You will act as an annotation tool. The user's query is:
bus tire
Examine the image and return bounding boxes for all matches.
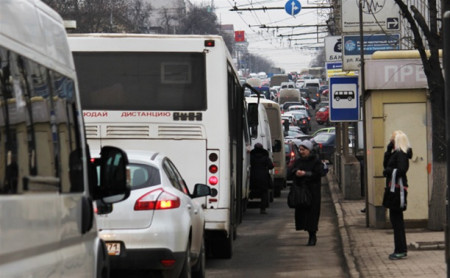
[214,234,233,259]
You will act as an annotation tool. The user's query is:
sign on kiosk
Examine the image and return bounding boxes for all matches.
[329,76,359,122]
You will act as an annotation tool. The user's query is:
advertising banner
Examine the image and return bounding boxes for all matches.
[325,36,342,62]
[342,33,400,71]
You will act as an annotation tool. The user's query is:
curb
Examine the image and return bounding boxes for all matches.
[326,170,361,278]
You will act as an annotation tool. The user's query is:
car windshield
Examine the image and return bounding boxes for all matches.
[283,102,302,110]
[313,133,334,143]
[284,143,291,153]
[291,113,306,120]
[286,130,301,137]
[318,107,328,112]
[129,163,161,190]
[291,111,308,117]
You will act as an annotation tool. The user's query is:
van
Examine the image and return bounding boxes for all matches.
[0,1,129,276]
[270,74,289,87]
[280,82,296,89]
[249,99,287,197]
[245,97,274,199]
[278,88,301,105]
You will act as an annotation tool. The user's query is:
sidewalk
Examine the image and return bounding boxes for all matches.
[326,170,446,278]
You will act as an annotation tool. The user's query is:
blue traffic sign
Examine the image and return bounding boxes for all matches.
[329,76,359,122]
[285,0,301,16]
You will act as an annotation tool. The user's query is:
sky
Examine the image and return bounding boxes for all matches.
[191,0,331,72]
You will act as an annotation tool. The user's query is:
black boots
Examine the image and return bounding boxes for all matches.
[307,231,317,246]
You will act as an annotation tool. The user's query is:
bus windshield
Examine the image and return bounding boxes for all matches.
[73,52,207,111]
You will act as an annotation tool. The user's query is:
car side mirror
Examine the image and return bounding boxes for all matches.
[191,183,212,198]
[92,146,131,203]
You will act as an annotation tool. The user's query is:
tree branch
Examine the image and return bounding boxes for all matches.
[392,0,431,76]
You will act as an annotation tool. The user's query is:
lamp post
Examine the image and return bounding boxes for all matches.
[358,0,369,227]
[444,10,450,278]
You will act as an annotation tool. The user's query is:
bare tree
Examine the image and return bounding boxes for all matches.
[43,0,152,33]
[177,6,220,35]
[393,0,445,230]
[247,53,275,73]
[127,0,152,33]
[159,8,177,34]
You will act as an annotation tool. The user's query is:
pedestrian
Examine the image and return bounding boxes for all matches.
[290,140,323,246]
[250,143,274,214]
[383,130,412,260]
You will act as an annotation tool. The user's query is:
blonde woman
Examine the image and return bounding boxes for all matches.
[382,130,413,260]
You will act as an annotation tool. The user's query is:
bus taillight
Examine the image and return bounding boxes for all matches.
[209,176,218,185]
[207,150,220,187]
[209,153,218,162]
[204,40,215,47]
[209,165,218,173]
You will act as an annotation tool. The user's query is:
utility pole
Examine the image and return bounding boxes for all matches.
[444,11,450,278]
[359,0,369,228]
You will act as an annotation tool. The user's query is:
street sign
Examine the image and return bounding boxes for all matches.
[342,33,400,71]
[326,62,357,79]
[329,76,359,122]
[285,0,301,16]
[341,0,400,33]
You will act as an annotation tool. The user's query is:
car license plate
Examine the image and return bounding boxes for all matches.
[106,242,121,256]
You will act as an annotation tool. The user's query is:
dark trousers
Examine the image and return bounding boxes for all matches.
[389,208,407,253]
[260,190,269,210]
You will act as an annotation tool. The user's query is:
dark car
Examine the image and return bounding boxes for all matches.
[255,86,273,100]
[284,140,301,181]
[289,111,311,133]
[318,85,328,95]
[311,132,336,163]
[284,126,311,140]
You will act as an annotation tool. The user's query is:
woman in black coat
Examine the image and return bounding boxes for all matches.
[383,130,412,260]
[290,140,323,246]
[250,143,274,214]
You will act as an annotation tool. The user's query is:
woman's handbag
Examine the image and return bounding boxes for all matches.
[287,184,312,208]
[382,169,407,211]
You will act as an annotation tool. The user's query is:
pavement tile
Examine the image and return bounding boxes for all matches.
[327,171,446,278]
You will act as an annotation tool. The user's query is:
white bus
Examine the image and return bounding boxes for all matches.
[0,1,129,277]
[68,34,252,258]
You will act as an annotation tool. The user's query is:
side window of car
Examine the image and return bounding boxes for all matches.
[162,159,184,193]
[166,159,190,195]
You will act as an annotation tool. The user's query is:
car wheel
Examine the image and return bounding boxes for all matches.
[192,238,205,278]
[179,241,192,278]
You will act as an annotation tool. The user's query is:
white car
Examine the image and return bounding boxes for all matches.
[93,150,211,277]
[287,105,307,112]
